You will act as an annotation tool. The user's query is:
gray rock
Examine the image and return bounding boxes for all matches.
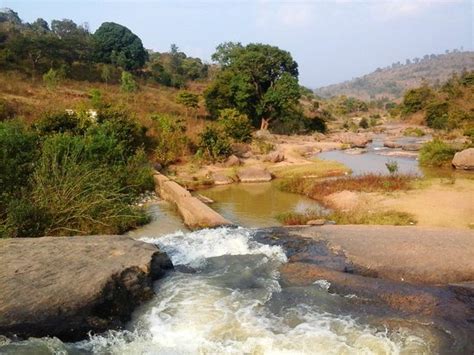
[452,148,474,170]
[224,154,241,167]
[264,151,285,163]
[383,140,402,149]
[306,219,326,226]
[237,166,272,183]
[212,172,234,185]
[0,236,173,341]
[402,143,422,151]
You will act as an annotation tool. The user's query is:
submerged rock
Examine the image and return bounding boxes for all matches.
[452,148,474,170]
[0,235,173,341]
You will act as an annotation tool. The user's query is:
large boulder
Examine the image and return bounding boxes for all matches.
[0,236,173,341]
[383,140,402,149]
[452,148,474,170]
[237,166,272,183]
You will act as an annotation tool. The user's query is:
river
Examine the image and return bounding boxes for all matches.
[1,228,438,354]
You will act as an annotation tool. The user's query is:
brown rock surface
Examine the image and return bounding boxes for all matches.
[0,235,173,341]
[237,166,272,182]
[452,148,474,170]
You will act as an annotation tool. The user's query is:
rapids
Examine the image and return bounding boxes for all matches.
[1,227,435,354]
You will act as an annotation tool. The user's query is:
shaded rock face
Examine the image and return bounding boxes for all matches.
[224,154,241,167]
[0,236,173,341]
[237,167,272,182]
[452,148,474,170]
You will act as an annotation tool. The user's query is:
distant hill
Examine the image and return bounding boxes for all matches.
[315,51,474,101]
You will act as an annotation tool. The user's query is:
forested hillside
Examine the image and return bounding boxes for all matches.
[315,51,474,100]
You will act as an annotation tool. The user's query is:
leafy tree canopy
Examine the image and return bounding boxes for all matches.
[205,42,301,129]
[94,22,147,70]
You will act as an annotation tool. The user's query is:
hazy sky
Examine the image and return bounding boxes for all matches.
[2,0,472,87]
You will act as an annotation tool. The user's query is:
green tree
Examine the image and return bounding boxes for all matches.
[43,68,61,90]
[218,108,253,143]
[93,22,147,70]
[176,91,199,116]
[120,71,138,93]
[205,42,300,130]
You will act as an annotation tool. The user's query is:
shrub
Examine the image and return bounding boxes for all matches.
[0,121,38,205]
[197,125,232,162]
[385,160,399,175]
[4,199,51,238]
[0,99,16,121]
[32,136,148,236]
[252,137,275,154]
[218,108,253,143]
[151,114,188,166]
[43,68,62,90]
[403,127,425,137]
[419,139,456,167]
[359,117,369,129]
[35,111,82,136]
[401,86,434,115]
[96,109,149,156]
[425,101,449,129]
[176,91,199,113]
[121,71,138,93]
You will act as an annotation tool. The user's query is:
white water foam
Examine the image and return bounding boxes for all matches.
[74,228,431,354]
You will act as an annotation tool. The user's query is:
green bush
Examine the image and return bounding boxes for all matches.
[0,121,38,205]
[32,135,148,236]
[419,139,457,167]
[151,114,188,166]
[43,68,62,90]
[96,109,150,156]
[401,86,434,115]
[425,101,449,129]
[403,127,425,137]
[4,199,51,238]
[121,71,138,93]
[197,125,232,162]
[35,111,82,136]
[218,108,253,143]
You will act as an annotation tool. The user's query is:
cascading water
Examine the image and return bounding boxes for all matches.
[1,227,434,354]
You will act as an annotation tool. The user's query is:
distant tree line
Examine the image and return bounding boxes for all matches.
[0,8,208,87]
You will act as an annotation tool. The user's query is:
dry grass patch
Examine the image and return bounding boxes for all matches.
[279,173,415,203]
[269,159,350,179]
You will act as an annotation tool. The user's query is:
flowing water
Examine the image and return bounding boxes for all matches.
[317,135,424,176]
[0,228,437,354]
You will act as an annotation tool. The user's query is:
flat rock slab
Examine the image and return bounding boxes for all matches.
[284,225,474,285]
[0,235,172,341]
[237,167,272,182]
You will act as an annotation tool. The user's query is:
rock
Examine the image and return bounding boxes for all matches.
[254,129,273,140]
[231,143,251,158]
[153,162,163,172]
[237,166,272,183]
[333,133,370,148]
[452,148,474,170]
[377,150,418,158]
[402,143,422,151]
[212,172,234,185]
[0,236,173,341]
[383,140,402,149]
[263,151,285,163]
[224,154,241,167]
[306,219,326,226]
[344,148,366,155]
[196,194,214,204]
[241,151,253,159]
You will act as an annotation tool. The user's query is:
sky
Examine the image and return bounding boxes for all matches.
[1,0,472,88]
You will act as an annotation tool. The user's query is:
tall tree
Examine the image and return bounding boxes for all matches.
[93,22,147,70]
[205,42,301,129]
